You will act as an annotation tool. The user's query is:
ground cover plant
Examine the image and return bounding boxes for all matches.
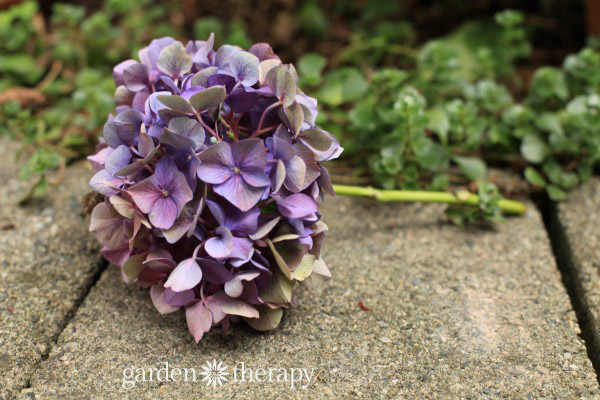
[298,10,600,223]
[0,2,598,226]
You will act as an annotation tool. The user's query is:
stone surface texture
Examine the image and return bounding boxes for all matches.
[554,178,600,364]
[24,194,598,399]
[0,140,103,399]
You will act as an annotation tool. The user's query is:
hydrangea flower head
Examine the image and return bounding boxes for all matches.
[89,35,341,342]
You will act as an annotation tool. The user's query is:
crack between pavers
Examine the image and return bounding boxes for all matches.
[17,258,109,395]
[539,200,600,385]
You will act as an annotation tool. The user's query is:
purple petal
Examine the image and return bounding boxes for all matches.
[180,86,205,101]
[164,170,193,212]
[89,169,120,196]
[123,63,149,92]
[113,59,137,86]
[206,200,225,226]
[190,33,214,65]
[249,43,279,61]
[225,271,261,298]
[144,249,176,272]
[89,203,133,249]
[272,159,285,192]
[128,176,160,213]
[149,197,177,229]
[154,157,177,187]
[284,155,306,192]
[208,291,259,318]
[229,237,254,266]
[197,142,235,184]
[186,302,213,343]
[277,193,318,219]
[241,167,270,188]
[295,93,318,128]
[165,258,203,292]
[224,204,259,234]
[318,165,335,196]
[226,87,259,113]
[215,45,241,69]
[206,73,236,92]
[105,145,132,175]
[102,245,131,267]
[148,37,177,69]
[294,143,321,189]
[198,258,232,284]
[164,287,196,306]
[87,147,113,172]
[229,51,259,86]
[231,138,267,170]
[272,135,295,161]
[150,284,179,314]
[205,226,234,258]
[214,174,265,212]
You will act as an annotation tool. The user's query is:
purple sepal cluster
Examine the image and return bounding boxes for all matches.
[88,35,341,342]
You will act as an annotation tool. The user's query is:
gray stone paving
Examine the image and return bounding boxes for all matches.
[21,196,599,399]
[0,140,104,399]
[553,178,600,369]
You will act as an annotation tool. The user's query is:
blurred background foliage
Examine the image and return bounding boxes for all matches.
[0,0,598,219]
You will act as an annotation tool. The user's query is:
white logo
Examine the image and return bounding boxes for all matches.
[199,359,230,387]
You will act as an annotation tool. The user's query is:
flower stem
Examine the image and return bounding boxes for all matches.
[194,111,220,141]
[332,184,526,215]
[252,101,281,137]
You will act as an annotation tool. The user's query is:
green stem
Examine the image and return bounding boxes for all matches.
[332,184,526,215]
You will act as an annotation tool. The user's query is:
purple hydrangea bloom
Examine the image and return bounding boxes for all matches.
[88,35,340,342]
[197,139,269,211]
[128,157,193,229]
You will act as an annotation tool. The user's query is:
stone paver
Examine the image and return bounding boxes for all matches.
[0,140,104,399]
[26,195,598,398]
[553,178,600,364]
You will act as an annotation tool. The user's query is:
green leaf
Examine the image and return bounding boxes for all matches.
[317,68,367,106]
[427,107,449,143]
[297,53,326,86]
[520,134,549,164]
[189,86,227,112]
[547,185,567,201]
[535,113,563,136]
[453,156,487,181]
[524,167,546,187]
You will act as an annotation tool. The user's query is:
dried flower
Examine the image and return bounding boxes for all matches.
[88,35,341,342]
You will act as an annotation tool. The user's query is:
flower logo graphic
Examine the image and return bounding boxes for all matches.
[200,359,230,387]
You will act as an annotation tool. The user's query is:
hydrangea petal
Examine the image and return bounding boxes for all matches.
[205,226,234,258]
[186,302,213,343]
[150,284,179,314]
[165,258,203,292]
[277,193,318,219]
[149,197,178,229]
[214,174,264,212]
[231,138,267,170]
[241,168,270,188]
[128,176,160,214]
